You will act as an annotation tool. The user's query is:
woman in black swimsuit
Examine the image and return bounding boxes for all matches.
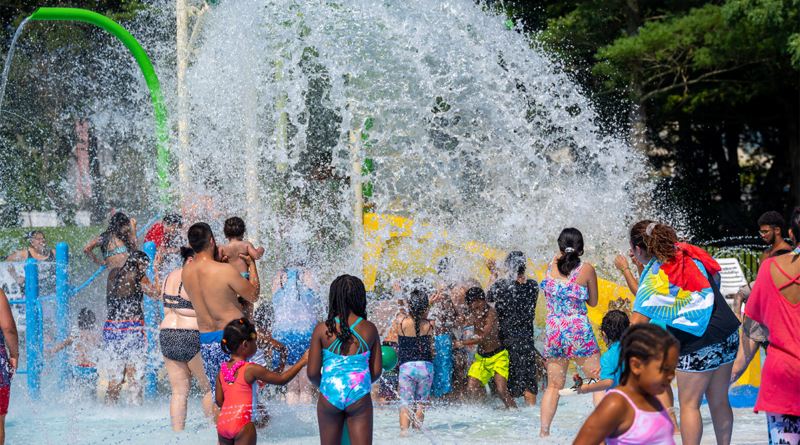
[84,213,138,270]
[4,230,57,296]
[159,247,213,430]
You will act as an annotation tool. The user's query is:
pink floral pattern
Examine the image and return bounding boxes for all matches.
[541,259,599,359]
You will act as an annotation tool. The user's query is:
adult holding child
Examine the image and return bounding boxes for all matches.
[744,207,800,445]
[628,220,739,445]
[181,222,260,406]
[539,228,601,437]
[159,247,214,431]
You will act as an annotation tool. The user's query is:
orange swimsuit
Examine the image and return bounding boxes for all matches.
[218,362,254,439]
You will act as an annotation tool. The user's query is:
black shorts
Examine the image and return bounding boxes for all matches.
[506,338,542,397]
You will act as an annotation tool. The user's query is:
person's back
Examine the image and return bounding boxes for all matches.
[308,275,382,445]
[487,277,538,344]
[747,252,800,418]
[106,266,145,322]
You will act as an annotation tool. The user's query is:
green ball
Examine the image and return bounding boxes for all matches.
[381,346,398,371]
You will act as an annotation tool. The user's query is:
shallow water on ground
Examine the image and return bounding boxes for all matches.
[8,380,768,444]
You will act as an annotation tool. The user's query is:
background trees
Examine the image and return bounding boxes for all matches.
[504,0,799,239]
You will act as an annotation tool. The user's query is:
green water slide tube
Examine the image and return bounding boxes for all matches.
[28,8,170,203]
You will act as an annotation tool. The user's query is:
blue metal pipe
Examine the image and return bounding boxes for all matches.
[24,258,41,399]
[142,241,159,399]
[55,242,70,385]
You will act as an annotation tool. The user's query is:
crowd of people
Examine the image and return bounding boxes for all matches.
[0,207,798,445]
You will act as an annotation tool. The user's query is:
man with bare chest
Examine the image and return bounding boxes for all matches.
[181,223,260,396]
[453,287,517,408]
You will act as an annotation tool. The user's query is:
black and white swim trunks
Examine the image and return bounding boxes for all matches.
[677,330,739,372]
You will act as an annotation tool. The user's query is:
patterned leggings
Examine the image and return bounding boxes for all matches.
[767,412,800,445]
[398,361,434,404]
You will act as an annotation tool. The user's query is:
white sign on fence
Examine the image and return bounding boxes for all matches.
[716,257,749,297]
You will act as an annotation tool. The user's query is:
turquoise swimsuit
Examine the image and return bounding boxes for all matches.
[103,245,128,259]
[320,317,372,410]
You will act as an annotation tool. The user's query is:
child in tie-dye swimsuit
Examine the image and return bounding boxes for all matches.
[307,275,382,445]
[396,289,435,436]
[539,228,602,437]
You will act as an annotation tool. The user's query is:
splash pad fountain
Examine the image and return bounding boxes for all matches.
[1,0,767,443]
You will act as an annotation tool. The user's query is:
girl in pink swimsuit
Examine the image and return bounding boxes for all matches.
[573,324,679,445]
[215,318,309,445]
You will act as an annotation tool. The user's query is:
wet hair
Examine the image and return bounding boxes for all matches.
[600,310,630,344]
[221,317,257,355]
[24,230,44,244]
[127,251,151,270]
[163,212,182,228]
[630,220,678,263]
[78,308,96,329]
[791,207,800,244]
[224,217,246,238]
[253,303,274,332]
[325,275,368,345]
[408,289,429,348]
[617,324,679,386]
[556,228,584,276]
[504,251,526,277]
[187,222,214,252]
[100,213,135,257]
[180,246,195,266]
[464,287,485,306]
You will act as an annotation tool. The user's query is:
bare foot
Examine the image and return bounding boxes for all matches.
[399,430,409,438]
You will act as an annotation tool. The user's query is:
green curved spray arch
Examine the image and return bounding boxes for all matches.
[28,7,170,203]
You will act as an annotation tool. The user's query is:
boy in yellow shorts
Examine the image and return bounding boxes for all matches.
[453,287,517,409]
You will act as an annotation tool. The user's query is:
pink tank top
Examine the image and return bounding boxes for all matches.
[605,389,675,445]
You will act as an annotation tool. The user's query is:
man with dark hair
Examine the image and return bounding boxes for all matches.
[757,211,792,262]
[486,251,540,405]
[181,222,260,402]
[145,211,185,275]
[454,287,517,409]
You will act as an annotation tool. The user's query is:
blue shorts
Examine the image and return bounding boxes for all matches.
[74,365,98,386]
[274,329,312,366]
[200,330,229,397]
[433,335,453,397]
[102,320,146,359]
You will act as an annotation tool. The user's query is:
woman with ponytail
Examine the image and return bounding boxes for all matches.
[540,228,601,437]
[396,288,435,436]
[628,220,739,445]
[307,275,382,445]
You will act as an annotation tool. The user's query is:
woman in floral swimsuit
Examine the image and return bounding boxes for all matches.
[539,228,601,437]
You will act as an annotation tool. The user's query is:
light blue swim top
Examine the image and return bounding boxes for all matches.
[319,317,372,410]
[103,245,128,259]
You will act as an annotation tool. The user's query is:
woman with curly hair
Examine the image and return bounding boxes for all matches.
[628,220,740,445]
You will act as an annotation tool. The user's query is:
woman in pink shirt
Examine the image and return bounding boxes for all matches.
[746,206,800,445]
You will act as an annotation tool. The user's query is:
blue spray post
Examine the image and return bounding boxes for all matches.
[55,242,70,385]
[24,258,42,399]
[142,241,160,398]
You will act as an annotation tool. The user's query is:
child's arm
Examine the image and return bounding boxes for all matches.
[577,378,615,394]
[572,393,629,445]
[49,335,74,354]
[215,373,224,407]
[307,324,324,388]
[246,350,309,386]
[244,242,264,260]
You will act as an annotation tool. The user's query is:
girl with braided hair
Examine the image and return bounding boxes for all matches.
[628,220,739,445]
[308,275,382,445]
